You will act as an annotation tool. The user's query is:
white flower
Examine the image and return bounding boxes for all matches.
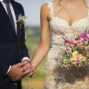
[17,14,26,29]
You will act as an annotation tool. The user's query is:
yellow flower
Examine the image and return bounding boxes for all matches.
[70,58,77,65]
[87,35,88,38]
[78,54,86,62]
[72,51,79,58]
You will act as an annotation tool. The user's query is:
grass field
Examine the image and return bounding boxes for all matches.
[22,26,46,89]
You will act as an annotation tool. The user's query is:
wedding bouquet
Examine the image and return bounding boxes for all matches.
[60,31,89,70]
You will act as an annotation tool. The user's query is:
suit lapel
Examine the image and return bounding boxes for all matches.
[0,2,17,37]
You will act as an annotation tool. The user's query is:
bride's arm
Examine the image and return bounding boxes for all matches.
[31,4,50,69]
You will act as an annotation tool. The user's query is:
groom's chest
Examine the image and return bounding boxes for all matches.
[0,2,22,37]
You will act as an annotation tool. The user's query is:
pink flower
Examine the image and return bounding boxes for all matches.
[88,48,89,51]
[75,35,80,41]
[76,59,80,64]
[65,47,70,52]
[66,43,71,46]
[80,38,85,42]
[75,37,80,40]
[64,40,67,44]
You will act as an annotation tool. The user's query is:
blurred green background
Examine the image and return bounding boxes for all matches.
[22,26,46,89]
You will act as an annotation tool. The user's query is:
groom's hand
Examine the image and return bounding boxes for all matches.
[8,62,25,81]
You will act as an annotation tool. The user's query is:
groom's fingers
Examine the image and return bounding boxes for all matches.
[17,62,25,68]
[23,69,31,76]
[27,68,36,77]
[28,72,36,77]
[22,63,32,72]
[8,63,25,81]
[23,66,34,76]
[22,65,32,76]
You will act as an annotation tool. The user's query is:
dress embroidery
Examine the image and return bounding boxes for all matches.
[44,2,89,89]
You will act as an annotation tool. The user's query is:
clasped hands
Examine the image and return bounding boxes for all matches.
[8,60,35,81]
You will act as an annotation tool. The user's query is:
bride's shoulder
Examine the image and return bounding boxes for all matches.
[41,2,52,10]
[41,2,52,13]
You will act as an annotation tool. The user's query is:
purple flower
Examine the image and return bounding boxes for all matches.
[64,40,67,44]
[80,32,88,40]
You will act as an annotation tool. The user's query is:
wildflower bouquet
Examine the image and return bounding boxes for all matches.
[60,31,89,69]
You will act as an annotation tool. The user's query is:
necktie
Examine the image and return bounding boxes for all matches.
[4,0,15,32]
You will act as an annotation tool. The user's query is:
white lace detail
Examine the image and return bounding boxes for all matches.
[47,2,54,18]
[45,2,89,89]
[47,2,89,47]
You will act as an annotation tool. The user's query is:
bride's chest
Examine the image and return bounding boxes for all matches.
[49,17,89,34]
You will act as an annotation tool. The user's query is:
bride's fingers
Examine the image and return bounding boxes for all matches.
[27,73,33,77]
[28,73,36,77]
[31,73,36,77]
[30,66,34,72]
[27,70,36,77]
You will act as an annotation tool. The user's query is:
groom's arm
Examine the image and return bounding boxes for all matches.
[19,4,31,61]
[18,4,35,77]
[0,63,10,80]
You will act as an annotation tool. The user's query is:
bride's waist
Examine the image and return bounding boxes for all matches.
[51,42,62,48]
[50,45,61,51]
[51,36,63,47]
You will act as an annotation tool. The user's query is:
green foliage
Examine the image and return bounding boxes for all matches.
[23,71,44,81]
[24,26,46,80]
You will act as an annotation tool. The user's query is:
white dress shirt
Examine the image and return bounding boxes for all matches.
[0,0,31,74]
[1,0,17,33]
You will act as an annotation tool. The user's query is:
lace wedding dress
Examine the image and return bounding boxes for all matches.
[45,2,89,89]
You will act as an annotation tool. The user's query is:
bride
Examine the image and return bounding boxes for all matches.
[31,0,89,89]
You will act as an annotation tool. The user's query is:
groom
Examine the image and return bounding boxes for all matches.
[0,0,33,89]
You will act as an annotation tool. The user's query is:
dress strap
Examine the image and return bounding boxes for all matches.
[47,2,54,18]
[87,2,89,16]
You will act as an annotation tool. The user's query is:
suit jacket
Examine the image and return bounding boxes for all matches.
[0,0,30,89]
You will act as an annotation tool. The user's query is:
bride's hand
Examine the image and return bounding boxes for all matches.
[27,67,36,77]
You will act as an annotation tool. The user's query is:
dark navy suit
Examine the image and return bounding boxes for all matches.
[0,0,30,89]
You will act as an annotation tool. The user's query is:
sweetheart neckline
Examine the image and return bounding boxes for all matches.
[49,2,89,27]
[49,16,89,27]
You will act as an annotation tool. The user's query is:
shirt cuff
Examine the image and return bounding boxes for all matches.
[7,66,11,74]
[22,57,31,62]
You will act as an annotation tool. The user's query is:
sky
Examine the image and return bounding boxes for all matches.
[17,0,51,26]
[17,0,89,26]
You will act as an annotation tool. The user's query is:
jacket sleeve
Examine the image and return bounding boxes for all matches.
[19,5,31,60]
[0,63,10,80]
